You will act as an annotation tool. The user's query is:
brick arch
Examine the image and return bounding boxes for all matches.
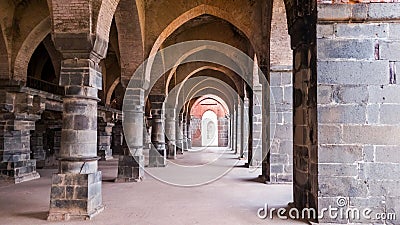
[0,25,9,79]
[164,46,243,96]
[166,64,240,97]
[145,4,257,86]
[150,4,254,57]
[13,17,50,82]
[106,77,121,105]
[181,78,236,114]
[92,0,121,57]
[171,67,237,110]
[191,95,230,117]
[115,0,144,87]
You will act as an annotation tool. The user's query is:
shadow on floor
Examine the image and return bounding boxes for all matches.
[15,211,48,220]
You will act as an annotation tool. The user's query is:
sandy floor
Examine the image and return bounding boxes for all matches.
[0,147,305,225]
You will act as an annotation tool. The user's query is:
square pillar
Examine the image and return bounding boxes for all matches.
[0,91,42,183]
[97,119,114,161]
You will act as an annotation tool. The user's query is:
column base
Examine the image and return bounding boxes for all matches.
[115,155,144,182]
[48,205,104,221]
[148,146,166,167]
[0,160,40,183]
[257,174,270,183]
[48,171,103,221]
[167,144,176,160]
[99,155,114,161]
[176,146,184,155]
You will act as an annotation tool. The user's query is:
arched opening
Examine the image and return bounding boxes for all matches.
[201,110,218,147]
[26,34,63,95]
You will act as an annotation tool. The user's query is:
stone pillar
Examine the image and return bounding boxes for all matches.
[242,96,249,159]
[251,86,262,167]
[238,99,245,158]
[149,95,166,167]
[246,91,254,168]
[48,57,104,221]
[232,109,237,153]
[111,121,123,155]
[259,65,271,182]
[182,116,188,151]
[186,115,192,150]
[116,88,145,182]
[165,108,176,159]
[176,113,184,154]
[0,90,42,183]
[235,104,241,155]
[97,119,114,161]
[30,124,46,169]
[143,116,151,166]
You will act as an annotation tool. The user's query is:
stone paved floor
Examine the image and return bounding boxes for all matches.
[0,147,305,224]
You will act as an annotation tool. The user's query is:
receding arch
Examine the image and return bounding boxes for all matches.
[149,4,255,58]
[115,0,144,87]
[13,16,50,82]
[0,25,9,79]
[106,77,121,105]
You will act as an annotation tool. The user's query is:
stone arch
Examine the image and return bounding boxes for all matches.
[13,16,50,82]
[106,77,121,105]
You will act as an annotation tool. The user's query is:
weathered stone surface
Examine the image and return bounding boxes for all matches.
[319,145,363,163]
[342,125,400,145]
[318,105,366,124]
[318,39,375,60]
[318,60,389,85]
[368,3,400,20]
[335,23,388,39]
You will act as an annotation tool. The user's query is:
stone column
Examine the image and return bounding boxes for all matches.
[48,57,104,221]
[239,99,245,158]
[97,119,114,161]
[149,95,166,167]
[246,91,253,168]
[235,104,241,155]
[176,113,184,154]
[242,96,249,159]
[232,109,236,153]
[186,115,192,150]
[259,65,271,182]
[182,116,188,151]
[0,90,42,183]
[165,108,176,159]
[30,124,46,169]
[115,88,145,182]
[111,121,123,155]
[143,117,151,166]
[251,86,262,167]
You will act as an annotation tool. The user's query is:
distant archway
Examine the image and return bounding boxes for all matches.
[201,110,218,147]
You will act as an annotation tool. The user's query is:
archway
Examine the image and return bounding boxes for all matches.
[201,110,218,147]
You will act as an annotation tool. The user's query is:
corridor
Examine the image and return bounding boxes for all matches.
[0,147,299,225]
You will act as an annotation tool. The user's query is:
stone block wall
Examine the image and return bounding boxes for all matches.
[270,66,293,183]
[317,3,400,224]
